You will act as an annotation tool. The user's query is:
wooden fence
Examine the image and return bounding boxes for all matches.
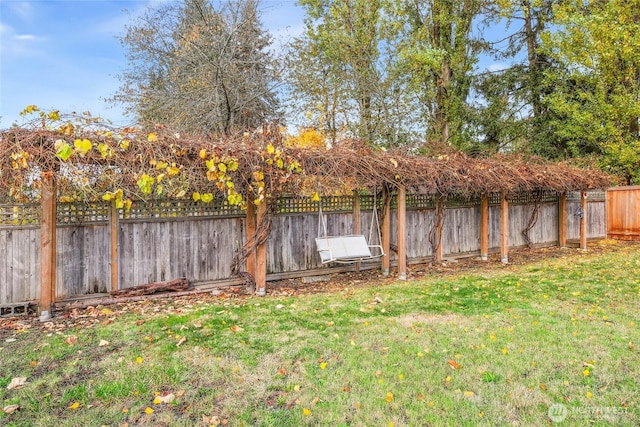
[607,186,640,241]
[0,191,606,307]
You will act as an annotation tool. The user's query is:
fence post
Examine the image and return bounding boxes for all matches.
[246,200,256,278]
[110,200,119,292]
[381,187,391,276]
[500,191,509,264]
[255,201,267,295]
[558,193,567,248]
[397,186,407,280]
[580,191,588,251]
[435,196,444,262]
[39,172,56,320]
[353,191,361,272]
[480,194,489,261]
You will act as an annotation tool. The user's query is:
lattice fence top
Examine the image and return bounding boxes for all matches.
[0,203,40,226]
[567,190,606,202]
[2,189,596,227]
[507,190,559,205]
[123,199,243,220]
[58,202,110,224]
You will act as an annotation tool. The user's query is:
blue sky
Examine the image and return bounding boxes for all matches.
[0,0,305,128]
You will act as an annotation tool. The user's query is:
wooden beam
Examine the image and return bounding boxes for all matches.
[480,194,489,261]
[558,192,567,248]
[381,187,391,276]
[110,200,119,292]
[245,201,256,279]
[39,172,56,320]
[580,191,588,251]
[255,201,267,295]
[397,186,407,280]
[353,191,361,272]
[435,197,444,262]
[500,192,509,264]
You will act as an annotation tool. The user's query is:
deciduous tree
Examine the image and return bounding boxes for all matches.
[111,0,280,136]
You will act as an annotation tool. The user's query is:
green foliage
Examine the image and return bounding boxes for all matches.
[539,0,640,182]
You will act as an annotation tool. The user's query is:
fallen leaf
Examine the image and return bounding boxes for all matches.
[66,335,78,345]
[278,368,287,376]
[464,391,475,398]
[319,362,327,370]
[69,402,80,409]
[98,339,109,347]
[3,404,19,414]
[7,377,27,390]
[448,360,462,369]
[144,407,154,414]
[386,392,394,403]
[293,384,301,392]
[230,325,244,333]
[136,357,143,364]
[176,337,186,347]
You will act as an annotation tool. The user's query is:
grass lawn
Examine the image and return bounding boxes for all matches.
[1,241,639,426]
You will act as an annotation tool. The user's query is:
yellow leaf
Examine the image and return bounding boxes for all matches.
[464,391,475,397]
[167,166,180,176]
[267,144,275,154]
[119,139,130,150]
[102,193,114,201]
[201,193,214,203]
[136,357,143,364]
[192,192,201,202]
[302,408,311,416]
[145,407,154,414]
[320,362,327,370]
[199,149,207,159]
[253,171,264,181]
[147,133,158,142]
[583,369,590,377]
[294,384,301,392]
[153,397,162,404]
[73,138,93,156]
[586,391,593,399]
[69,402,80,410]
[385,392,393,403]
[218,163,227,172]
[48,110,60,121]
[312,192,320,202]
[501,348,508,355]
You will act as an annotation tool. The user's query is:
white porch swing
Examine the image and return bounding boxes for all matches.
[315,191,385,264]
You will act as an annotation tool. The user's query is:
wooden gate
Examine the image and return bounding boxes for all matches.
[607,186,640,241]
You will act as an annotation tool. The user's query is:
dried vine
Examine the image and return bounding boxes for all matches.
[522,192,543,248]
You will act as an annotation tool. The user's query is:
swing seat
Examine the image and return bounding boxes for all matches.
[315,235,384,264]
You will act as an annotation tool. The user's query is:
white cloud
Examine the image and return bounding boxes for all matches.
[13,34,36,41]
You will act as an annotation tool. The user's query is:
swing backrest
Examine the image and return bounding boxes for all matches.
[315,235,377,264]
